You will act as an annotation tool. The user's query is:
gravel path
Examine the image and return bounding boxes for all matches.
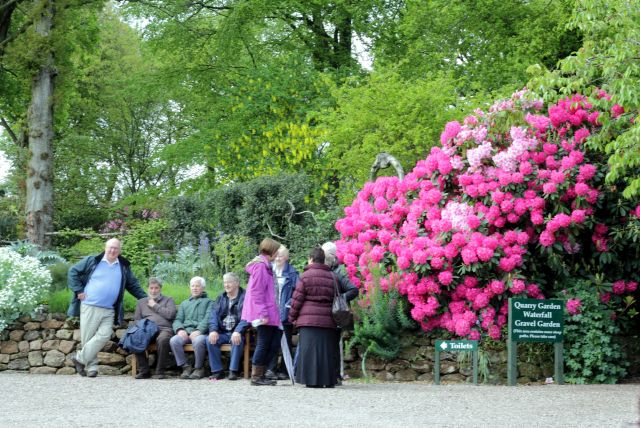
[1,372,638,427]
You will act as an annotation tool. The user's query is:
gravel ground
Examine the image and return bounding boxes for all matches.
[1,372,638,428]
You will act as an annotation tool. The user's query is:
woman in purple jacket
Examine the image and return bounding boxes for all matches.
[288,247,338,388]
[241,237,282,386]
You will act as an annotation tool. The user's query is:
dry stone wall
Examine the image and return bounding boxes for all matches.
[0,311,134,376]
[2,310,637,383]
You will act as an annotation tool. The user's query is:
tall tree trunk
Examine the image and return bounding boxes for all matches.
[26,0,55,248]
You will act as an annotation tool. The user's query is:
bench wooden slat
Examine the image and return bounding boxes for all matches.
[130,330,252,379]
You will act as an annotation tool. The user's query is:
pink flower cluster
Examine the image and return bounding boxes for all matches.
[336,90,638,340]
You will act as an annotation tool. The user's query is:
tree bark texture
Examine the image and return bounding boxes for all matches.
[26,0,55,248]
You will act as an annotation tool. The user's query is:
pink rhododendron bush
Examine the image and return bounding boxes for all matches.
[336,90,639,341]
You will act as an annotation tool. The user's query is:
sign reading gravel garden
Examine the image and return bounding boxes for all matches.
[434,340,478,385]
[510,299,564,342]
[508,298,565,386]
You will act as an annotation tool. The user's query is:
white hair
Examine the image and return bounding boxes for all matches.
[322,242,338,268]
[190,276,206,288]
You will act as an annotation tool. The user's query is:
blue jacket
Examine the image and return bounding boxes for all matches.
[118,318,158,353]
[273,262,300,323]
[209,287,249,334]
[66,252,146,325]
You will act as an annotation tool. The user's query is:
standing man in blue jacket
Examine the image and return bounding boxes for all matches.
[67,238,146,377]
[206,272,249,380]
[266,245,299,380]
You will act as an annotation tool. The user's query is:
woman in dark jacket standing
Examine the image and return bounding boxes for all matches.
[288,247,338,388]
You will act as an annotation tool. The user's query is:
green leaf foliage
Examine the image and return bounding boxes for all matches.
[560,279,629,384]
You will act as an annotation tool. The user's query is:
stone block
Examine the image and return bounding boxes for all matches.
[32,311,47,322]
[42,340,60,351]
[518,362,542,380]
[0,330,8,341]
[398,346,420,360]
[366,356,387,371]
[116,348,128,356]
[414,335,431,346]
[30,366,57,375]
[23,322,41,331]
[373,370,395,381]
[58,340,76,355]
[424,348,436,361]
[10,349,26,359]
[0,363,7,371]
[55,329,73,340]
[51,312,68,321]
[98,352,125,366]
[102,340,118,353]
[8,358,29,370]
[0,354,9,364]
[441,373,466,384]
[0,341,18,354]
[41,319,64,329]
[43,350,66,368]
[42,330,57,341]
[417,372,434,382]
[18,315,32,323]
[57,367,76,375]
[73,329,81,341]
[9,330,25,342]
[98,365,121,376]
[385,360,409,371]
[24,330,41,341]
[8,321,24,330]
[115,329,126,340]
[18,341,29,352]
[28,351,44,367]
[410,360,431,372]
[439,361,458,374]
[395,369,418,381]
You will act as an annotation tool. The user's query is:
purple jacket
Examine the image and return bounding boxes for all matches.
[241,255,280,327]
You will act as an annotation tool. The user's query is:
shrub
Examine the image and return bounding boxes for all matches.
[0,248,52,332]
[121,219,169,279]
[336,89,639,349]
[561,279,628,383]
[58,235,104,261]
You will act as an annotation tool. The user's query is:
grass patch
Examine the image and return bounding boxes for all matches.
[44,279,225,314]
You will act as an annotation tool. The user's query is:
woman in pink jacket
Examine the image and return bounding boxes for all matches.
[241,237,282,386]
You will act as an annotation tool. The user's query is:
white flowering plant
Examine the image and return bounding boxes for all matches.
[0,247,52,332]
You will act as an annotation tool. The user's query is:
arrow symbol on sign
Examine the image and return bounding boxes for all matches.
[440,342,448,350]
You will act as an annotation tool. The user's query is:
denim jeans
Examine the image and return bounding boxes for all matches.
[170,333,207,368]
[252,325,282,366]
[206,331,245,372]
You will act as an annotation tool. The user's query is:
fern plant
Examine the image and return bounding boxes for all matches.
[348,277,418,377]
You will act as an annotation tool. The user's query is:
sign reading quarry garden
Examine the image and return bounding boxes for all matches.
[508,298,565,386]
[509,298,563,342]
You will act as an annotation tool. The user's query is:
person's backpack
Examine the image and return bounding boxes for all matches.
[118,319,158,353]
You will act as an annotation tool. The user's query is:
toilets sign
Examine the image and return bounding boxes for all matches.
[510,298,564,343]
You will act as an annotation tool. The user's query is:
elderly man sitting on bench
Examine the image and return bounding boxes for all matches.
[206,272,249,381]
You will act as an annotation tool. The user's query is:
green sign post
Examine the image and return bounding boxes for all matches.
[434,340,478,385]
[508,298,564,386]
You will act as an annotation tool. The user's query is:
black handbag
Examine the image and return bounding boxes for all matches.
[332,274,353,329]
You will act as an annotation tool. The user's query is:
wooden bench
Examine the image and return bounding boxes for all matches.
[131,330,252,379]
